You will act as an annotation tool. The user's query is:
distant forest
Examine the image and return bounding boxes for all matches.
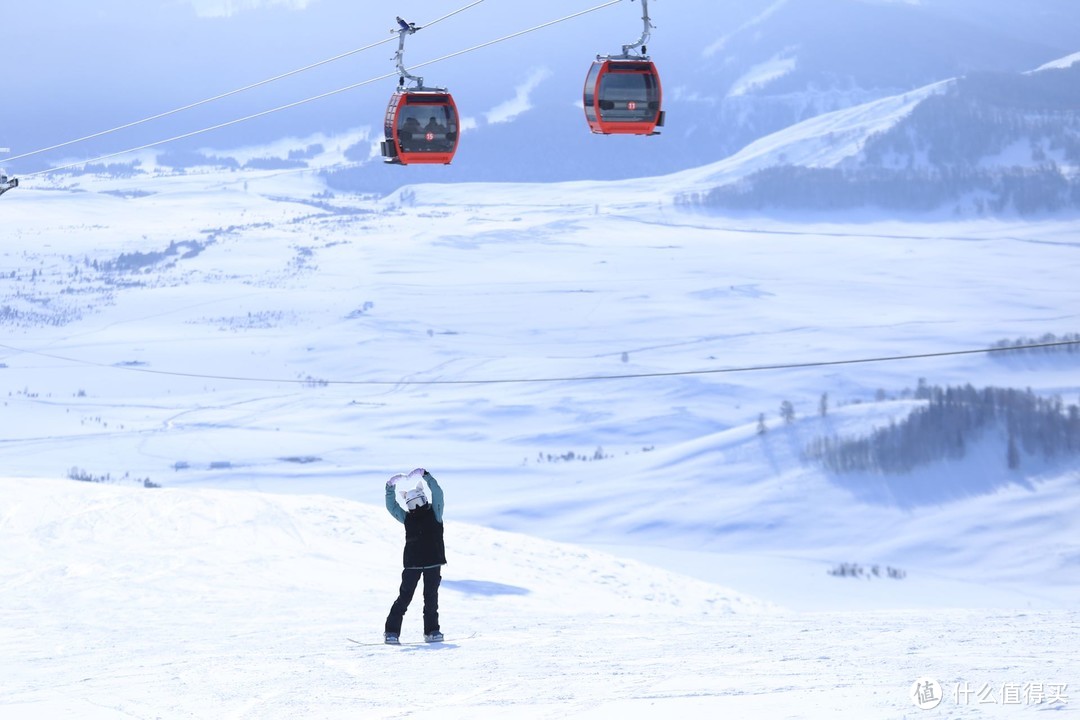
[803,383,1080,475]
[989,332,1080,359]
[679,64,1080,216]
[678,164,1080,215]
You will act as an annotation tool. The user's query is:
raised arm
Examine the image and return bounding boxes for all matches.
[385,474,406,524]
[408,468,444,523]
[424,471,445,523]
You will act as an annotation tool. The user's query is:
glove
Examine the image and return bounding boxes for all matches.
[408,468,427,480]
[387,473,406,488]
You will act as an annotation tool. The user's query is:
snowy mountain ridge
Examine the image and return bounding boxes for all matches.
[663,80,950,197]
[677,50,1080,214]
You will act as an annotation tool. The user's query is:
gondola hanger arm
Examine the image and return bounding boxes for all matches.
[392,16,426,89]
[620,0,654,58]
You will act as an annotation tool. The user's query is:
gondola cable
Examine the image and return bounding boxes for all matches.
[1,340,1077,387]
[2,0,489,167]
[13,0,624,181]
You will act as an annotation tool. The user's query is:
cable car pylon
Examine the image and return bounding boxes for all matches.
[583,0,664,136]
[380,17,461,166]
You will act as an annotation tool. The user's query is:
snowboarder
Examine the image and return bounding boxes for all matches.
[384,467,446,644]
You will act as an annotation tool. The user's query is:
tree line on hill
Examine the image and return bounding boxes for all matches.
[678,164,1080,215]
[803,382,1080,475]
[989,332,1080,359]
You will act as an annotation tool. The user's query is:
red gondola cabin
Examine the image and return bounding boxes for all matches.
[583,59,664,136]
[381,90,460,165]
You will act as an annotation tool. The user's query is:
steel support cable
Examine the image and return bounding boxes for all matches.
[4,0,488,166]
[18,0,623,179]
[20,74,399,178]
[1,340,1077,387]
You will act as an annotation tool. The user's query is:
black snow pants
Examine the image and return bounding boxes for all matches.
[385,566,441,635]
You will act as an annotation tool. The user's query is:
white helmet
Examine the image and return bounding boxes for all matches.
[402,483,428,511]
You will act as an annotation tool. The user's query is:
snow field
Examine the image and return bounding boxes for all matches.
[2,477,1074,719]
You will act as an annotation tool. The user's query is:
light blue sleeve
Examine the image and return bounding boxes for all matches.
[425,472,445,523]
[385,483,406,524]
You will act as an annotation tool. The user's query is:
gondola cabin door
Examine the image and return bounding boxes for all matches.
[583,59,663,136]
[382,91,460,165]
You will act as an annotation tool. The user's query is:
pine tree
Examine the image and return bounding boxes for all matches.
[1007,433,1020,470]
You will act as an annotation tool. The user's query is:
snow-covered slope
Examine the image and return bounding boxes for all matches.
[660,80,950,197]
[664,49,1080,213]
[1033,50,1080,72]
[2,476,1075,719]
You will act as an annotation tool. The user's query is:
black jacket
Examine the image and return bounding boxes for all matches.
[402,503,446,569]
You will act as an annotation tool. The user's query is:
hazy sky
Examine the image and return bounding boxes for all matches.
[185,0,319,17]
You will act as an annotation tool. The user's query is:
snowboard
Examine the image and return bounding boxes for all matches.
[347,633,475,647]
